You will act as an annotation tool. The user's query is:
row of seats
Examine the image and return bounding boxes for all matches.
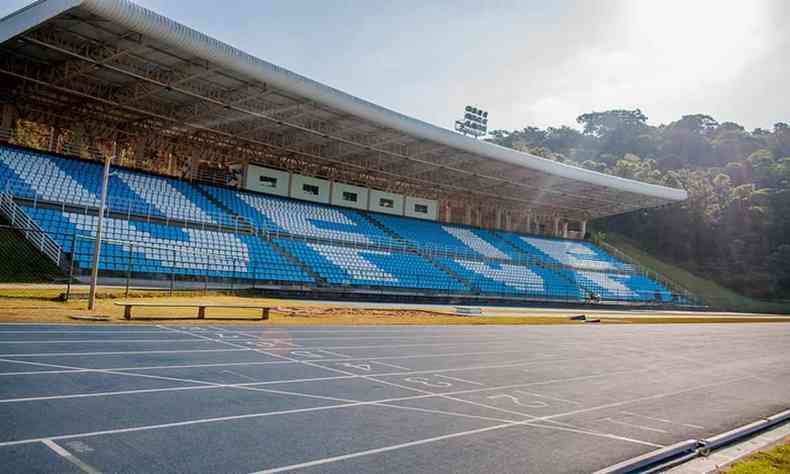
[3,144,676,303]
[202,184,394,245]
[23,206,311,283]
[498,232,632,272]
[0,146,236,226]
[275,239,467,292]
[439,257,585,300]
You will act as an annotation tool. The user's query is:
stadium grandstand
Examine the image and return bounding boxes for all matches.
[0,0,696,307]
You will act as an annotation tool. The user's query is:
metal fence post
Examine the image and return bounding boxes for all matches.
[66,233,76,301]
[170,248,175,296]
[125,243,133,299]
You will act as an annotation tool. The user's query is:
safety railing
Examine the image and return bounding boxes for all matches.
[0,191,62,266]
[1,178,255,234]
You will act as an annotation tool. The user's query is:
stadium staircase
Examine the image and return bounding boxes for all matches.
[0,213,65,283]
[357,211,406,241]
[0,143,700,307]
[264,235,327,286]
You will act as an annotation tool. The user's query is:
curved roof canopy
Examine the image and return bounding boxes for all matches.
[0,0,687,220]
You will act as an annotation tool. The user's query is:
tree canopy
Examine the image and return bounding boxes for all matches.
[487,110,790,300]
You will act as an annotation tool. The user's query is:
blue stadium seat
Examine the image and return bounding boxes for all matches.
[202,185,392,244]
[22,206,312,283]
[276,239,467,292]
[370,213,518,259]
[0,146,235,226]
[3,144,675,303]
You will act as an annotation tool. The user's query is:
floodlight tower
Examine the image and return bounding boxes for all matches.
[454,105,489,139]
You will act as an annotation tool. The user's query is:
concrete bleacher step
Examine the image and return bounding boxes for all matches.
[265,236,327,285]
[194,185,249,227]
[421,254,477,293]
[357,211,406,241]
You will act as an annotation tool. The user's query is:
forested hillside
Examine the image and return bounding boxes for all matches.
[488,111,790,300]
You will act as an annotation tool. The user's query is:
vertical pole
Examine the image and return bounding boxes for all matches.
[88,145,114,310]
[170,248,175,296]
[125,243,133,298]
[66,233,76,301]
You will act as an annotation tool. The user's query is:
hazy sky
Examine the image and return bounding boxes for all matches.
[2,0,788,132]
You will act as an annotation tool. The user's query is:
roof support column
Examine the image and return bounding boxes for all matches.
[562,221,569,239]
[465,205,472,226]
[189,148,202,181]
[505,211,512,231]
[525,212,532,234]
[554,216,561,237]
[476,207,482,228]
[580,220,587,239]
[2,104,17,140]
[496,209,503,230]
[134,141,146,167]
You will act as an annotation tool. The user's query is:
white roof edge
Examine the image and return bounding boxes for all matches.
[4,0,687,203]
[0,0,81,44]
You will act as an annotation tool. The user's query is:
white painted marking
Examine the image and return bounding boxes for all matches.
[600,417,669,434]
[0,348,247,357]
[42,439,72,457]
[513,390,582,406]
[486,394,549,409]
[404,376,452,388]
[619,411,705,429]
[318,349,352,358]
[289,351,325,359]
[222,370,258,382]
[371,361,410,371]
[337,362,373,372]
[435,374,485,386]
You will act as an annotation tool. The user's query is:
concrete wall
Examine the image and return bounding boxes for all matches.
[331,182,369,210]
[243,165,437,220]
[245,165,289,197]
[290,174,331,204]
[404,196,437,220]
[369,190,404,216]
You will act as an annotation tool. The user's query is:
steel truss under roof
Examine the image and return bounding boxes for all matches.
[0,0,687,222]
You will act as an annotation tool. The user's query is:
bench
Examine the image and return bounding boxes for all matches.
[114,302,270,321]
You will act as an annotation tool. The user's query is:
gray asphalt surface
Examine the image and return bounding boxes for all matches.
[0,323,787,473]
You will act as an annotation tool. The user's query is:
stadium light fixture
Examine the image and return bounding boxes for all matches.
[455,105,489,138]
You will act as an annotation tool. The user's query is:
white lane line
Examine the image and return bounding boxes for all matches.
[0,355,604,403]
[200,327,631,444]
[42,439,72,457]
[513,390,583,406]
[246,375,757,474]
[0,340,569,357]
[0,385,216,403]
[435,374,485,386]
[371,361,410,371]
[317,349,352,358]
[0,348,247,357]
[619,411,705,429]
[248,421,653,474]
[1,364,755,452]
[41,439,103,474]
[599,417,669,434]
[222,370,259,382]
[0,347,561,368]
[0,338,208,344]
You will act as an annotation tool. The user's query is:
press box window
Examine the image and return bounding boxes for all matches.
[259,176,278,188]
[342,191,358,203]
[414,204,428,214]
[379,198,394,208]
[302,184,320,196]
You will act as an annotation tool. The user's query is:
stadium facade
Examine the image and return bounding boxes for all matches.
[0,0,696,306]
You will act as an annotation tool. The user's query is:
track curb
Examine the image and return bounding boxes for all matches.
[593,408,790,474]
